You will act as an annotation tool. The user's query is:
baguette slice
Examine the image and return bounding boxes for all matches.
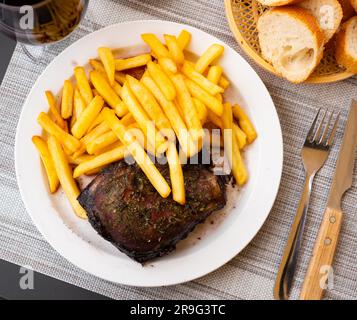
[335,16,357,73]
[257,7,325,83]
[298,0,343,43]
[256,0,303,6]
[351,0,357,11]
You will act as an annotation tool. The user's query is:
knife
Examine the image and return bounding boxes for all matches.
[300,100,357,300]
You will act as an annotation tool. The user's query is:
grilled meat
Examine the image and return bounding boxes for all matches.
[78,160,227,263]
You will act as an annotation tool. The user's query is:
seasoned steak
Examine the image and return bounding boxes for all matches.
[78,160,227,263]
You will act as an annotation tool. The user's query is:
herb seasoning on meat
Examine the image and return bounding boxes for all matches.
[78,160,227,263]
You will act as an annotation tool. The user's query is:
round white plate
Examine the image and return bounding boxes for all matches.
[15,20,283,287]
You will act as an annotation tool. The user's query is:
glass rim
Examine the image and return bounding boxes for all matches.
[0,0,53,10]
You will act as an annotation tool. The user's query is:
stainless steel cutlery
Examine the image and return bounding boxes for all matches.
[300,100,357,300]
[274,109,340,300]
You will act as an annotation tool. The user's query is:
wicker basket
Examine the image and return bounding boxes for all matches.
[224,0,354,83]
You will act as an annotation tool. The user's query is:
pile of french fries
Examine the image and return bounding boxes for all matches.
[32,29,257,219]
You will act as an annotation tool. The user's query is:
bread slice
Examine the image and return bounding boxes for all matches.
[256,0,303,6]
[257,7,325,83]
[351,0,357,11]
[338,0,356,21]
[335,16,357,73]
[298,0,343,43]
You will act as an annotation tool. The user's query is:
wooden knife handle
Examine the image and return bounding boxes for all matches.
[300,207,343,300]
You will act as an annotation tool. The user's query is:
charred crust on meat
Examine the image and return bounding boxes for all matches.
[78,160,228,264]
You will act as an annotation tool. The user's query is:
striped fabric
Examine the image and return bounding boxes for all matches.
[0,0,356,300]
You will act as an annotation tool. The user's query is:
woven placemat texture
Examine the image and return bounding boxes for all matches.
[0,0,356,300]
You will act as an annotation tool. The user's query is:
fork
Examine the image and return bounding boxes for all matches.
[273,109,339,300]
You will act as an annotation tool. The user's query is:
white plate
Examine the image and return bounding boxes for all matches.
[15,20,283,287]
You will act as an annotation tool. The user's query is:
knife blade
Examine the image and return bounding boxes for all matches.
[327,100,357,210]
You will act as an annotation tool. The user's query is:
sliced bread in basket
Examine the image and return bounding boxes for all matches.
[335,16,357,73]
[257,7,325,83]
[297,0,343,43]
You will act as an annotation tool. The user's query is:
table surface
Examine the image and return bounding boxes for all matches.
[0,32,108,300]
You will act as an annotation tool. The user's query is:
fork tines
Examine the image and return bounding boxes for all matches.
[305,109,340,147]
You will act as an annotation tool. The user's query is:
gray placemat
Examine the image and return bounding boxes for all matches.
[1,0,357,300]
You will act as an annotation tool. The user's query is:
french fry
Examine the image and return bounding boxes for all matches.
[90,60,121,92]
[32,136,59,193]
[174,99,185,120]
[92,140,123,155]
[181,62,224,96]
[221,102,248,185]
[147,61,176,101]
[166,143,185,205]
[120,112,136,126]
[219,75,230,89]
[195,44,224,74]
[233,123,247,149]
[87,107,131,133]
[61,80,74,119]
[86,130,118,155]
[164,34,184,65]
[114,72,126,85]
[47,136,87,219]
[89,59,105,73]
[208,109,222,128]
[68,154,95,165]
[71,96,104,139]
[232,104,257,143]
[103,108,171,198]
[112,81,122,97]
[171,74,203,142]
[70,105,77,129]
[207,109,223,129]
[114,102,129,118]
[37,112,80,153]
[83,119,111,147]
[45,91,67,130]
[207,65,223,84]
[98,47,115,86]
[126,75,173,138]
[177,29,191,50]
[141,75,196,156]
[185,78,223,116]
[121,82,167,154]
[124,124,157,155]
[184,60,195,67]
[73,145,128,178]
[87,108,107,132]
[73,88,86,120]
[89,70,127,117]
[158,57,177,74]
[115,54,151,71]
[74,66,93,105]
[71,146,86,160]
[216,93,223,102]
[71,120,111,159]
[84,166,106,175]
[141,33,170,58]
[193,97,208,124]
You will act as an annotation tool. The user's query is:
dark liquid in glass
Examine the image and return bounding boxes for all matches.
[0,0,88,45]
